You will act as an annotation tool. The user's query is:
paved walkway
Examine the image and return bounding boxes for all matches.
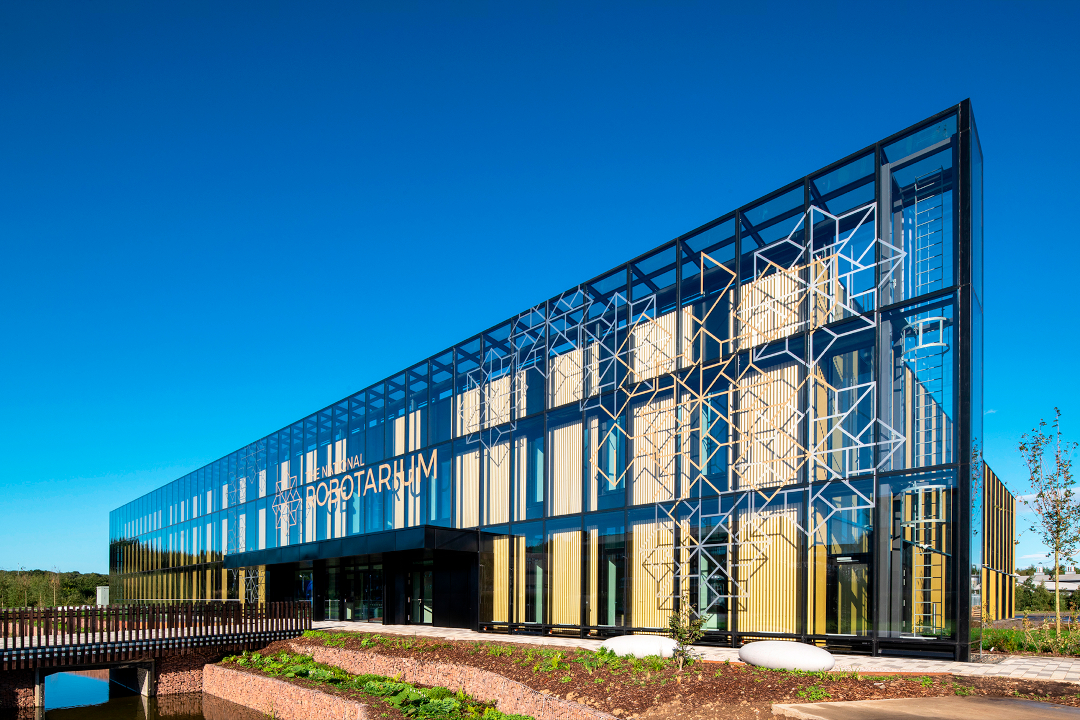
[312,620,1080,683]
[773,696,1080,719]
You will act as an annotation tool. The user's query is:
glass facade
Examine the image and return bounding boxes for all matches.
[111,101,996,659]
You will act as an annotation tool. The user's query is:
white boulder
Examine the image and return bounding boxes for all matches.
[599,634,678,658]
[738,641,835,672]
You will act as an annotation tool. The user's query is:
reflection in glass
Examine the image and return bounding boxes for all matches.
[809,479,874,635]
[810,326,874,481]
[408,363,429,452]
[430,351,454,444]
[513,417,544,520]
[881,469,955,638]
[585,399,626,512]
[881,296,955,471]
[586,512,625,627]
[881,116,956,305]
[681,216,736,365]
[512,522,544,624]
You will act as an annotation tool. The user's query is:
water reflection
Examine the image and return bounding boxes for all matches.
[0,672,265,720]
[45,671,117,710]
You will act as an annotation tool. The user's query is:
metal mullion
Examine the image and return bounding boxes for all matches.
[954,98,973,661]
[872,138,885,657]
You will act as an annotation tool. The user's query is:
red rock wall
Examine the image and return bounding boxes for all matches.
[289,642,617,720]
[156,649,226,695]
[203,664,371,720]
[0,669,34,709]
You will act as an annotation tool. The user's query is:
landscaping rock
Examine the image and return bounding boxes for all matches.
[599,635,677,658]
[738,640,834,671]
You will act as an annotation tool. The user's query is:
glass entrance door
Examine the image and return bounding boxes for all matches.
[357,565,383,622]
[326,567,341,621]
[409,564,433,624]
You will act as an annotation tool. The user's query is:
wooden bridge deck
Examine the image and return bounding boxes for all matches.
[1,602,311,670]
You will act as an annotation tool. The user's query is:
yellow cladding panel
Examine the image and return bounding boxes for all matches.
[484,442,510,525]
[630,518,676,629]
[549,346,600,408]
[736,506,800,634]
[456,386,481,437]
[631,309,693,383]
[630,394,678,505]
[738,268,803,348]
[485,375,512,428]
[551,420,583,516]
[454,449,479,529]
[493,536,509,622]
[735,361,803,490]
[550,530,581,625]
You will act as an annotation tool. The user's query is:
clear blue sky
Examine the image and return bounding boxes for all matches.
[1,1,1076,574]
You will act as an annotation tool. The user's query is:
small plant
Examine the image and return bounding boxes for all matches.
[798,684,831,702]
[667,590,708,670]
[643,655,666,672]
[533,652,569,673]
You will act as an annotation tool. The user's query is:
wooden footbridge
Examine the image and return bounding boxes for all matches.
[1,602,310,671]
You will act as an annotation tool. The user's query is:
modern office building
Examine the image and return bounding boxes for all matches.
[111,100,1003,659]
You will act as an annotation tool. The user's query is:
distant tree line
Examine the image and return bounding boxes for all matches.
[1017,575,1079,613]
[0,569,110,608]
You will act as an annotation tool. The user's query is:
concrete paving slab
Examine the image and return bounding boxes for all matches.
[772,696,1080,719]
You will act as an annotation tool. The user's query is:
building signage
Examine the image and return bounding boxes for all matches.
[303,448,438,508]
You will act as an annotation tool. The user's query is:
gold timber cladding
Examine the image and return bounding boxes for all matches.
[982,465,1016,622]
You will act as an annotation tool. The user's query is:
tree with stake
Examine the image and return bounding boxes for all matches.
[1019,408,1080,635]
[49,567,61,607]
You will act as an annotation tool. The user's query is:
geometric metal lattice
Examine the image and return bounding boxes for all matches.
[570,202,908,621]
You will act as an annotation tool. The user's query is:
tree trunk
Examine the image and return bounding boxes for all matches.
[1055,548,1062,635]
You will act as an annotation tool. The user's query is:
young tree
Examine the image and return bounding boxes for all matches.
[15,566,29,607]
[49,567,61,607]
[1019,408,1080,634]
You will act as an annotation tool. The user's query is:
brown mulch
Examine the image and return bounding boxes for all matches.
[248,632,1080,720]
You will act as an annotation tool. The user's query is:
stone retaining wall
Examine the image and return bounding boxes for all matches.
[157,649,225,695]
[290,641,617,720]
[203,664,371,720]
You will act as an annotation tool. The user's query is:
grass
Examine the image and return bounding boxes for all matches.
[223,650,532,720]
[979,624,1080,656]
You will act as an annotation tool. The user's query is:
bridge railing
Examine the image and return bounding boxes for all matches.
[1,602,312,670]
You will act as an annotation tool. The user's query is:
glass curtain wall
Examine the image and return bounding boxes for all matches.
[110,103,982,658]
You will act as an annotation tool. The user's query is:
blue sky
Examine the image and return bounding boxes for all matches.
[1,1,1077,573]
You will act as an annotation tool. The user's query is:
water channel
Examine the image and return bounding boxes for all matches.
[1,672,265,720]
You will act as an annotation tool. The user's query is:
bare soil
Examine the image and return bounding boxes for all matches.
[252,632,1080,720]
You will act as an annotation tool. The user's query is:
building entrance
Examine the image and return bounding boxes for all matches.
[407,561,433,624]
[325,563,383,622]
